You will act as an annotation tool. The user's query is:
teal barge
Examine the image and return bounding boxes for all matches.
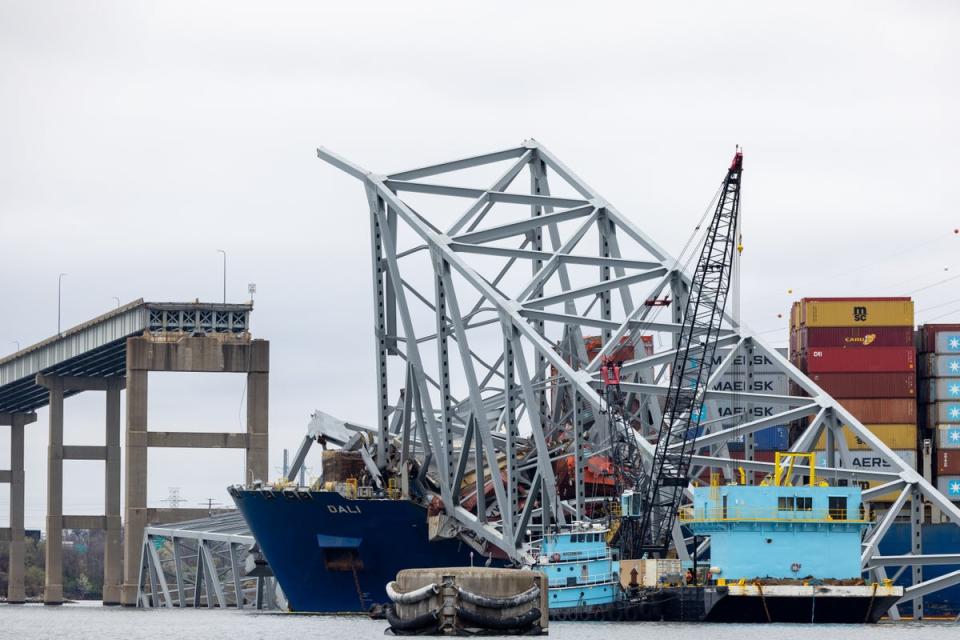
[681,453,904,622]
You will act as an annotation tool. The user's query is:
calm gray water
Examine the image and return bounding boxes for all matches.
[0,602,955,639]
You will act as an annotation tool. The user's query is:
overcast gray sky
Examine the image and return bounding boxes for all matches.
[1,1,958,528]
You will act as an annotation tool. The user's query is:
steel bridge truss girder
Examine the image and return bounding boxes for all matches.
[317,142,960,593]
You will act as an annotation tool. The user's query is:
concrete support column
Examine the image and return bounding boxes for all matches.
[122,369,148,606]
[6,413,27,603]
[246,371,269,485]
[103,378,123,605]
[44,379,65,604]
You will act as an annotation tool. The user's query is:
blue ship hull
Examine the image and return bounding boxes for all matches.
[880,523,960,617]
[231,489,482,613]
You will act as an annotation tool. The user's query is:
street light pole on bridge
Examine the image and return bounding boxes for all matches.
[217,249,226,303]
[57,272,68,335]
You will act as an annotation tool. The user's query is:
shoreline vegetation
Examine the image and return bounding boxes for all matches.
[0,530,106,600]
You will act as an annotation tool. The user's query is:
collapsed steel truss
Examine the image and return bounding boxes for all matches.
[318,141,960,616]
[137,513,282,610]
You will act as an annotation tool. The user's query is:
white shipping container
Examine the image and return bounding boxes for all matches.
[928,402,960,424]
[938,425,960,449]
[709,372,789,427]
[920,354,960,378]
[920,378,960,403]
[936,475,960,501]
[713,373,788,395]
[639,558,683,587]
[705,403,787,421]
[709,348,789,375]
[815,450,917,471]
[934,332,960,355]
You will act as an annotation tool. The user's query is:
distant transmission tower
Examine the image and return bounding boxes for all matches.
[162,487,187,508]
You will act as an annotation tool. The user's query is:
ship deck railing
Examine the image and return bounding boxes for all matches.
[537,548,613,563]
[547,572,619,589]
[679,506,870,524]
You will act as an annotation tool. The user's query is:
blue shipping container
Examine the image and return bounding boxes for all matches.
[725,426,789,451]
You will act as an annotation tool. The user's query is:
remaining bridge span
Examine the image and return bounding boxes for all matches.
[0,300,269,605]
[0,299,252,412]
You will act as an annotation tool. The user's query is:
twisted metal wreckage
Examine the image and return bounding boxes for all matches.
[311,140,960,616]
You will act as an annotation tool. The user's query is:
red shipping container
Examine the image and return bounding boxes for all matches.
[938,449,960,475]
[731,450,777,484]
[807,372,915,398]
[802,347,915,373]
[835,398,917,424]
[800,327,913,349]
[728,450,777,462]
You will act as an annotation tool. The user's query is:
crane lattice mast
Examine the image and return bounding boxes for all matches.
[628,149,744,557]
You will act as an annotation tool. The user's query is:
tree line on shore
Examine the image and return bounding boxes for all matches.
[0,530,106,600]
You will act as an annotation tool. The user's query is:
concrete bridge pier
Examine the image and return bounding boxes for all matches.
[120,334,269,606]
[36,374,124,605]
[104,378,123,605]
[1,411,35,604]
[43,376,64,605]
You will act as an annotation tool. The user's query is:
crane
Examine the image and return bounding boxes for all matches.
[616,148,744,558]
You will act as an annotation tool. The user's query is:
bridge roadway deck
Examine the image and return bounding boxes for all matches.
[0,298,262,606]
[0,299,253,412]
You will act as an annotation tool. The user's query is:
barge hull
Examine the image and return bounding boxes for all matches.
[702,593,901,623]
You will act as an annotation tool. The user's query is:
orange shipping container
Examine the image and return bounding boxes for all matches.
[834,398,917,424]
[584,335,635,362]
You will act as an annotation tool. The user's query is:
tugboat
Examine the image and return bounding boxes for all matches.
[535,523,669,621]
[537,523,620,619]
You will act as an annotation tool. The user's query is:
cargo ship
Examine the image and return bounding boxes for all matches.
[229,484,495,613]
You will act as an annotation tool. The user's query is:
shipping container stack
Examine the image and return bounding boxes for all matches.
[790,297,918,503]
[708,347,790,483]
[917,324,960,504]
